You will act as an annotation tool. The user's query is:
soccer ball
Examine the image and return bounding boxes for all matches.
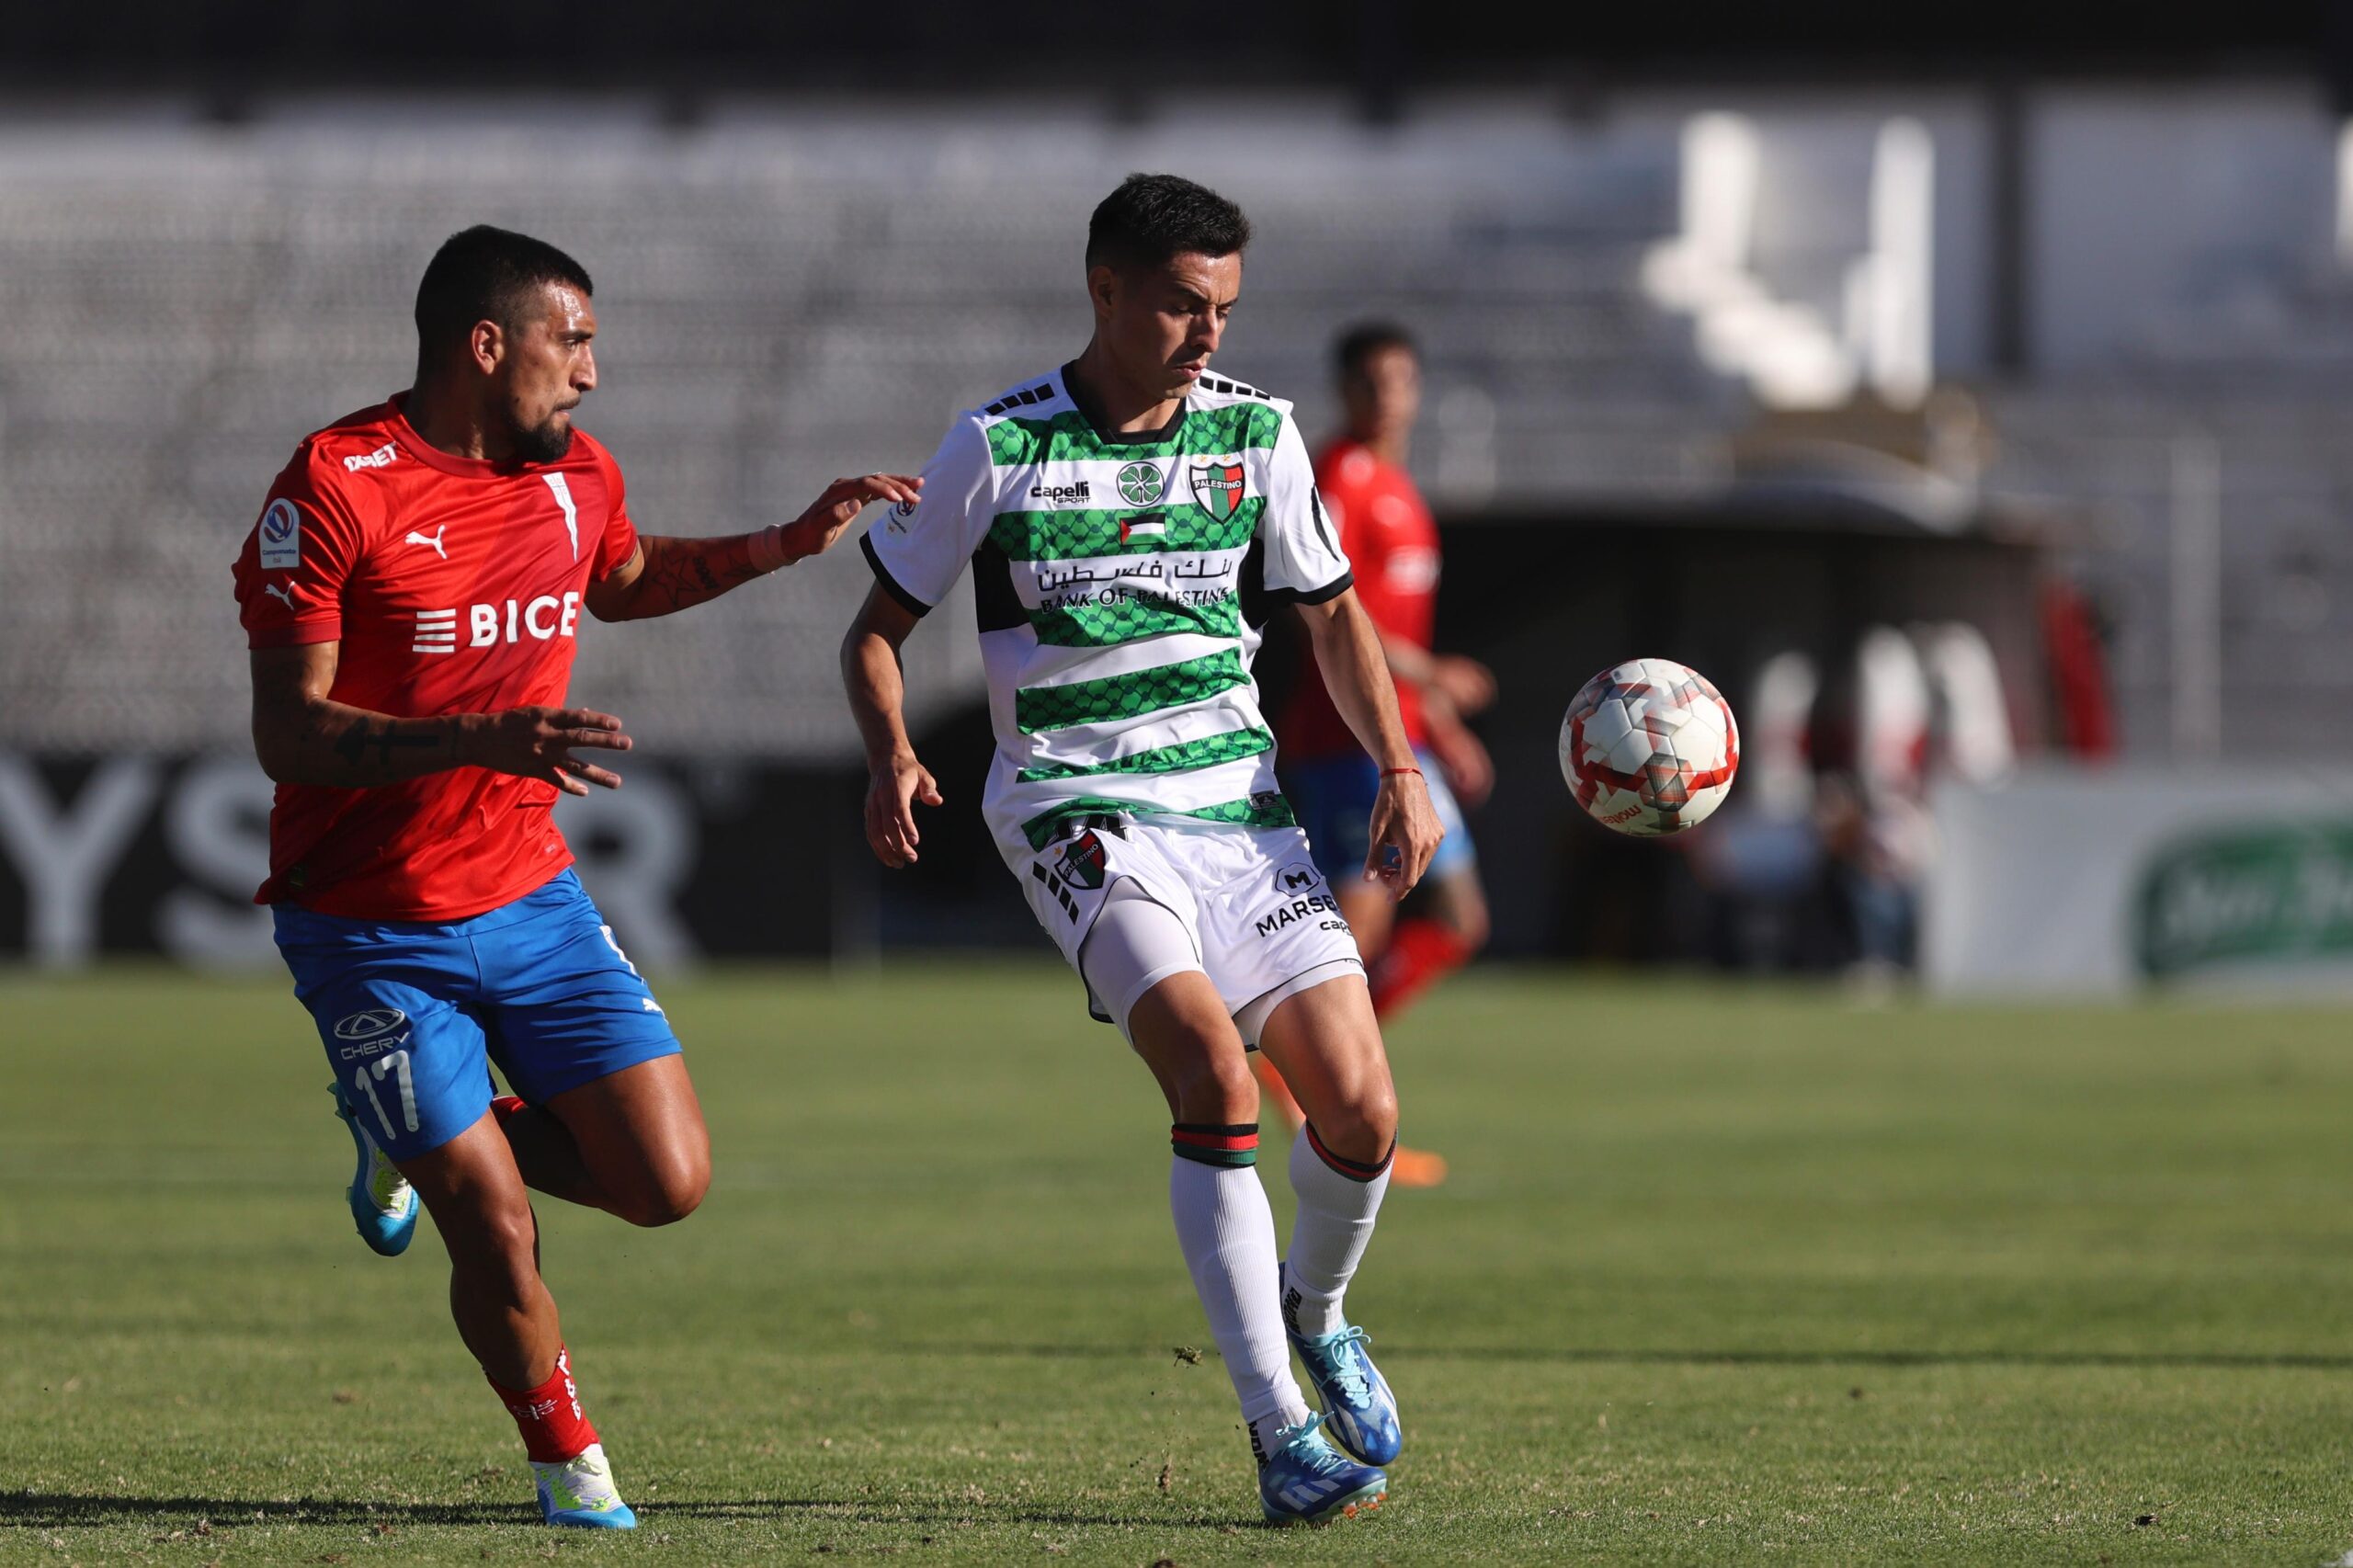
[1561,658,1740,836]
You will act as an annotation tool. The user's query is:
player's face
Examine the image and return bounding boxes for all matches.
[1343,344,1420,444]
[497,282,598,464]
[1096,251,1241,401]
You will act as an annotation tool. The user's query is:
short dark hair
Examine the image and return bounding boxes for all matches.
[414,224,594,371]
[1336,321,1418,383]
[1086,173,1252,274]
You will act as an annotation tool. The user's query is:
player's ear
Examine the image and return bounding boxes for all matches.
[467,318,504,376]
[1086,263,1120,323]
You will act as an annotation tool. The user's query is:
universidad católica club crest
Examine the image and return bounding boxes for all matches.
[1188,459,1246,522]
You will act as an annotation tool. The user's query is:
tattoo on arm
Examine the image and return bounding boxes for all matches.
[628,535,765,619]
[333,722,442,768]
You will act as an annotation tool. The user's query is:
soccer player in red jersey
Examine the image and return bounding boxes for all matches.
[231,226,919,1528]
[1270,324,1496,1187]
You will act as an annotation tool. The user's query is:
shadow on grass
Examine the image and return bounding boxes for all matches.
[887,1341,2353,1371]
[0,1491,1220,1531]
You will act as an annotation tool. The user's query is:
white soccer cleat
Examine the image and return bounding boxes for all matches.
[532,1442,636,1528]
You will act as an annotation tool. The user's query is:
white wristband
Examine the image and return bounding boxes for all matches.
[747,524,791,574]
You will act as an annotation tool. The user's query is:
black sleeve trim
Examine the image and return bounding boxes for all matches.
[861,532,934,618]
[1288,570,1354,607]
[1308,484,1341,558]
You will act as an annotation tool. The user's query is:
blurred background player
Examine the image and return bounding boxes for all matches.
[233,224,917,1530]
[1270,324,1495,1187]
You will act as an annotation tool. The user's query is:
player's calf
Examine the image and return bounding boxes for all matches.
[409,1124,638,1528]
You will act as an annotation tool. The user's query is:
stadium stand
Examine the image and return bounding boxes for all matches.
[0,104,1721,758]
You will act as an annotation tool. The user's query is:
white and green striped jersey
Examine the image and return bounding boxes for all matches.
[863,363,1353,863]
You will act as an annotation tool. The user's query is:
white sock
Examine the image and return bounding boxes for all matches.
[1282,1124,1393,1340]
[1167,1131,1311,1458]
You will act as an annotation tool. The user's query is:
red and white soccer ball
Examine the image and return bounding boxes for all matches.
[1561,658,1740,836]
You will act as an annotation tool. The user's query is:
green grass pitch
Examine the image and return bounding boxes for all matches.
[6,964,2353,1564]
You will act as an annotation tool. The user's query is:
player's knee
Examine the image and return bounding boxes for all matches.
[1167,1047,1257,1127]
[613,1156,709,1228]
[1315,1081,1399,1164]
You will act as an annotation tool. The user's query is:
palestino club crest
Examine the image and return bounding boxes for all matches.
[1054,829,1108,891]
[1189,460,1246,522]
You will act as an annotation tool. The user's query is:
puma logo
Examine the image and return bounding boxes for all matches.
[405,526,448,560]
[263,583,295,607]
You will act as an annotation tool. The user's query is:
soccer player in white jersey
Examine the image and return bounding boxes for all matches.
[840,174,1441,1527]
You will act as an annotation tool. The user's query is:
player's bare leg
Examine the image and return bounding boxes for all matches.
[1254,974,1405,1467]
[474,1057,710,1223]
[1255,885,1447,1187]
[1124,971,1386,1524]
[1255,974,1396,1165]
[402,1117,563,1385]
[400,1118,635,1528]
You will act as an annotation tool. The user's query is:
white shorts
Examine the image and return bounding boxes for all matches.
[1015,817,1366,1045]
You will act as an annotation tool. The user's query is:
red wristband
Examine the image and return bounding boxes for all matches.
[1380,766,1422,778]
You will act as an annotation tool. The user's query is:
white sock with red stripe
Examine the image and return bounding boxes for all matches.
[1282,1124,1395,1339]
[1168,1124,1312,1460]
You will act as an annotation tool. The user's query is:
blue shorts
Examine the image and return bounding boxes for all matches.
[274,869,681,1162]
[1286,747,1476,890]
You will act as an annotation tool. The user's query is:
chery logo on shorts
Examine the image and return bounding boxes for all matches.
[334,1007,408,1042]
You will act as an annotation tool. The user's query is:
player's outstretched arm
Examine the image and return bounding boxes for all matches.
[250,643,631,796]
[839,584,943,869]
[585,473,923,622]
[1296,589,1444,899]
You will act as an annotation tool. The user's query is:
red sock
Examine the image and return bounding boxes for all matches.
[488,1346,599,1463]
[490,1095,527,1124]
[1368,920,1472,1019]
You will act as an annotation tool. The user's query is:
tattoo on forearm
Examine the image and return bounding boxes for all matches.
[334,722,441,768]
[635,535,763,617]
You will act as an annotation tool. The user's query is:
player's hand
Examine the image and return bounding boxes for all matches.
[1365,767,1445,901]
[1428,653,1497,717]
[762,474,925,569]
[1427,717,1495,809]
[865,750,943,868]
[463,706,631,797]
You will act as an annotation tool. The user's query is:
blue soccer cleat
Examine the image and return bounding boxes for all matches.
[1257,1413,1387,1526]
[533,1443,637,1528]
[330,1083,417,1256]
[1282,1270,1402,1465]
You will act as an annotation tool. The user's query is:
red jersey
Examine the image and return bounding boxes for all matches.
[1278,437,1440,759]
[231,395,639,922]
